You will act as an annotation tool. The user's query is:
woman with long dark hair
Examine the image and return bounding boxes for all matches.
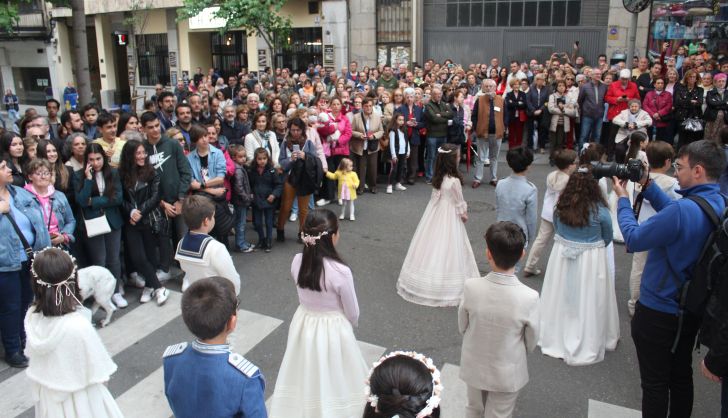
[118,140,169,305]
[268,209,368,418]
[673,69,704,150]
[36,140,74,204]
[116,112,140,137]
[0,131,28,187]
[75,143,127,308]
[397,143,479,307]
[538,166,619,366]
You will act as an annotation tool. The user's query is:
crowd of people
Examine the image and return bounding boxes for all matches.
[1,40,728,418]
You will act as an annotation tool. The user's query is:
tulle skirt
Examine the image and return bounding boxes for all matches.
[396,195,479,307]
[269,306,368,418]
[538,235,620,366]
[31,381,123,418]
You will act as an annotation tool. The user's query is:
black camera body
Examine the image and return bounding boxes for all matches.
[591,159,644,182]
[557,97,566,105]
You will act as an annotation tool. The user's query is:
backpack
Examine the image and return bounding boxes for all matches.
[678,195,728,350]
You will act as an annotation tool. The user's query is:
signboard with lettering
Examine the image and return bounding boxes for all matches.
[258,49,267,67]
[188,6,227,30]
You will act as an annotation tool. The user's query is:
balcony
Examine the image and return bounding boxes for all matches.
[0,1,51,40]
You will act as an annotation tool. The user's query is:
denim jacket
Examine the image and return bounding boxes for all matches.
[25,187,76,243]
[188,145,227,183]
[0,185,51,272]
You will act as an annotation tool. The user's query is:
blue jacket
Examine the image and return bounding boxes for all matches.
[75,169,124,231]
[188,146,227,183]
[618,182,727,314]
[0,185,51,272]
[26,188,76,243]
[396,104,425,146]
[163,341,267,418]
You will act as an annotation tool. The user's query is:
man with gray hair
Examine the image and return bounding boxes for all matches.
[471,79,505,187]
[246,93,260,115]
[423,86,453,183]
[220,104,247,145]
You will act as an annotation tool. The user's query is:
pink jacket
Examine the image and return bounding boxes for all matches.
[642,90,673,128]
[320,112,352,157]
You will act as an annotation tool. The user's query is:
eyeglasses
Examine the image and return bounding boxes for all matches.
[32,171,51,178]
[672,161,686,171]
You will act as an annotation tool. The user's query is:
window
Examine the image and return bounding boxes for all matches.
[444,0,579,27]
[377,0,412,66]
[211,31,247,80]
[136,34,169,86]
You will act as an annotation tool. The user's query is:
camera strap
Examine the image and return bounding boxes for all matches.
[631,173,652,219]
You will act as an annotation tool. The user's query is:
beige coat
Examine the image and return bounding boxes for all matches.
[458,272,540,392]
[612,108,653,144]
[547,93,578,133]
[350,111,385,155]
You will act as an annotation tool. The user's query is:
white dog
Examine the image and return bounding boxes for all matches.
[77,266,117,327]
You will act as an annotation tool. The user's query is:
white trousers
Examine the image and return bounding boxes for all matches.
[524,219,554,272]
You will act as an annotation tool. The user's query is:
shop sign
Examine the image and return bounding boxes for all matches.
[169,51,177,68]
[189,7,226,30]
[258,49,267,67]
[323,45,335,66]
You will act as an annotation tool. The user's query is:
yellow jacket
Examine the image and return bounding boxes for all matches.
[325,170,360,200]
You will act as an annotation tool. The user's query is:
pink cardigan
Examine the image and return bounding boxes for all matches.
[319,113,352,157]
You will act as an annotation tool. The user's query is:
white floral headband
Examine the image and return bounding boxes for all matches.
[300,230,329,247]
[364,351,443,418]
[437,147,452,154]
[577,166,590,174]
[31,248,83,307]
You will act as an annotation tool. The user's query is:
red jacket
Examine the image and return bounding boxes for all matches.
[605,81,640,121]
[642,90,673,128]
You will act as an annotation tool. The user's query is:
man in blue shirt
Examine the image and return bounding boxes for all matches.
[614,140,727,418]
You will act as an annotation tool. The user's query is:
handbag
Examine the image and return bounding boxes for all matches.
[83,211,111,238]
[681,117,704,132]
[5,211,34,260]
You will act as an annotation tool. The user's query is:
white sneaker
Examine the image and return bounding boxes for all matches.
[386,185,393,194]
[338,199,343,206]
[140,287,154,303]
[129,272,145,289]
[339,212,345,220]
[484,158,491,166]
[112,293,128,308]
[350,214,356,221]
[395,183,407,191]
[289,213,298,222]
[156,269,172,282]
[316,199,330,207]
[154,287,169,305]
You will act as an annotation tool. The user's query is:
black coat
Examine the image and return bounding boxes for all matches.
[673,84,704,121]
[121,171,161,227]
[505,90,528,125]
[447,104,466,144]
[704,89,728,123]
[287,151,323,197]
[248,165,283,209]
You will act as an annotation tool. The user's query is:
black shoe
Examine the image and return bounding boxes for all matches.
[370,188,377,194]
[406,179,415,185]
[265,239,272,253]
[5,352,28,368]
[276,229,285,242]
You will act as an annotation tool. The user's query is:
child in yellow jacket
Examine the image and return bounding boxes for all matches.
[325,158,360,221]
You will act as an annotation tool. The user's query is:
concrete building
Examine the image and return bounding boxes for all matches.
[0,0,654,109]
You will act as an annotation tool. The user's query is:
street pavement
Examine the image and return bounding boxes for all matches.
[0,148,721,417]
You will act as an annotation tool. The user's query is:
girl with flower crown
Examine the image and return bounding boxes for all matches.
[269,209,368,418]
[24,248,123,418]
[397,143,479,307]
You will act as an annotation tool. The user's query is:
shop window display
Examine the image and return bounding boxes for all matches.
[647,0,728,61]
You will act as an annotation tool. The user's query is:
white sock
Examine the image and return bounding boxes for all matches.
[349,201,355,217]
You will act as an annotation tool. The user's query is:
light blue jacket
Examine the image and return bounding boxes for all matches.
[24,186,76,243]
[495,175,539,245]
[188,145,227,183]
[0,185,51,272]
[555,205,613,245]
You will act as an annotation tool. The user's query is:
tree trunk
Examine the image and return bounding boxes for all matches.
[71,0,92,105]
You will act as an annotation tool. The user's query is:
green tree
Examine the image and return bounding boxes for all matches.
[178,0,292,73]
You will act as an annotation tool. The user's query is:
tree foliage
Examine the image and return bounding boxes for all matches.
[177,0,292,54]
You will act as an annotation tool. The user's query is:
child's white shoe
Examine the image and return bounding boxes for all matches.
[350,214,355,221]
[339,212,345,220]
[395,183,407,191]
[386,185,393,194]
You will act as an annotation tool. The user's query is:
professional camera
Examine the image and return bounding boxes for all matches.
[556,97,566,105]
[590,159,644,182]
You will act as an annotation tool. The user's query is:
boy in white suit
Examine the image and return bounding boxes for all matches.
[458,221,540,418]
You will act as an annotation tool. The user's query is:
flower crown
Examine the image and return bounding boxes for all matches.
[364,351,443,418]
[577,166,590,174]
[300,230,329,247]
[437,147,452,154]
[30,247,82,307]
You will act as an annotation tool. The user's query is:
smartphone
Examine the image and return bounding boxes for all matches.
[292,144,300,153]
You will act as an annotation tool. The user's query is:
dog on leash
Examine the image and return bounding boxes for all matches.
[77,266,117,327]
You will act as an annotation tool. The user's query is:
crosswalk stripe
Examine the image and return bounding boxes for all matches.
[116,309,283,418]
[588,399,641,418]
[0,291,183,417]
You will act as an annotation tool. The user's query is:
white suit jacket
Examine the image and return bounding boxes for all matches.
[458,272,540,392]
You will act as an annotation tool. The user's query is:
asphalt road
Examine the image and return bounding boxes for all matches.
[1,147,721,417]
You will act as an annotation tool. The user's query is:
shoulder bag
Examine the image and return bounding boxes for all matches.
[4,211,34,260]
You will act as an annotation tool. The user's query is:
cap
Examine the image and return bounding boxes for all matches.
[619,69,632,79]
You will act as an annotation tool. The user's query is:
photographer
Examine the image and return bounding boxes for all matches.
[613,140,727,417]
